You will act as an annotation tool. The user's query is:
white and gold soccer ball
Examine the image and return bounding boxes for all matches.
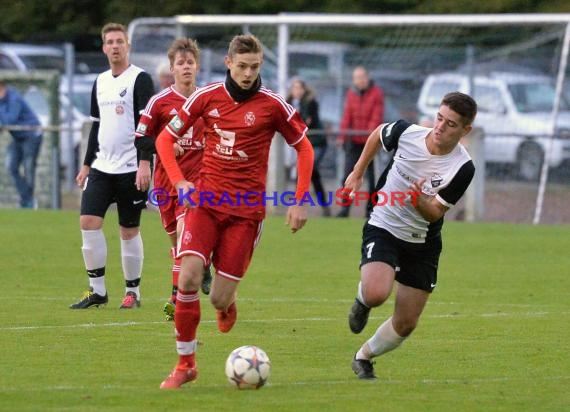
[225,345,271,389]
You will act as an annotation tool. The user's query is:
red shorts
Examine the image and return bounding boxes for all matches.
[158,195,186,235]
[177,207,263,281]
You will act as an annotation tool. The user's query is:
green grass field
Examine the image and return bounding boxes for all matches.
[0,209,568,411]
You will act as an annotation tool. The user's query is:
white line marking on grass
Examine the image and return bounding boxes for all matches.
[0,296,564,310]
[1,311,568,332]
[428,311,570,319]
[2,375,569,392]
[1,321,165,331]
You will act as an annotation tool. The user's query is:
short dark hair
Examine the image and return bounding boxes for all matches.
[227,34,263,57]
[167,38,201,66]
[441,92,477,126]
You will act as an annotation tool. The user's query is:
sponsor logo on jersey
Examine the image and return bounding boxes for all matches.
[115,105,124,115]
[214,123,235,156]
[119,87,127,97]
[178,127,203,150]
[100,99,126,107]
[395,164,414,184]
[244,111,255,126]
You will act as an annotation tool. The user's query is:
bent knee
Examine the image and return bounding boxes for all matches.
[210,294,231,311]
[178,260,204,291]
[392,317,419,337]
[209,295,222,310]
[362,287,391,307]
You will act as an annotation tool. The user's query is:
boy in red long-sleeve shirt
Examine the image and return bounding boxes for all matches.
[156,34,314,389]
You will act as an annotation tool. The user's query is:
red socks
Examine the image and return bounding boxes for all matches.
[171,257,181,302]
[175,289,200,368]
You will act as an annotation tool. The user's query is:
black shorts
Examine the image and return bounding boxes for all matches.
[360,223,442,293]
[80,168,147,228]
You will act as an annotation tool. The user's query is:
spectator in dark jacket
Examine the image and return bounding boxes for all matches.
[0,81,43,208]
[287,78,331,216]
[336,66,384,218]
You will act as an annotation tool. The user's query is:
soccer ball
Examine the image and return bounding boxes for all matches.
[225,345,271,389]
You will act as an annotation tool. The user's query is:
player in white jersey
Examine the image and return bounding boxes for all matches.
[343,92,477,379]
[70,23,154,310]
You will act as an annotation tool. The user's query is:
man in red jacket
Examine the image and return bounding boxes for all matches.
[337,66,384,218]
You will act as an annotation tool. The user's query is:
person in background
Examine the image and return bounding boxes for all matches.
[70,22,155,309]
[157,61,175,90]
[0,80,43,209]
[287,77,331,217]
[135,38,212,322]
[336,66,384,218]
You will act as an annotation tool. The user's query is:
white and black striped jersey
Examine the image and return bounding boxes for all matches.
[368,120,475,243]
[89,64,154,174]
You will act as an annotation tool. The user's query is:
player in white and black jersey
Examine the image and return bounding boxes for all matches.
[70,23,154,310]
[343,92,477,379]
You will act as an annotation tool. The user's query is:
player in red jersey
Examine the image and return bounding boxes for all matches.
[156,34,314,389]
[134,38,212,321]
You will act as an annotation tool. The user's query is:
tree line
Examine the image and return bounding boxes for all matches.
[0,0,568,47]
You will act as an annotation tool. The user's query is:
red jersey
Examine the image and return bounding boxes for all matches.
[339,83,384,145]
[165,82,308,220]
[135,86,205,195]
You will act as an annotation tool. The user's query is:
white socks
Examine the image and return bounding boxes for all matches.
[81,229,107,296]
[81,230,144,298]
[356,281,368,307]
[176,339,197,356]
[356,317,406,360]
[121,233,144,297]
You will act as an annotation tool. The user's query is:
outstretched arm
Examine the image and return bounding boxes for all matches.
[343,124,383,194]
[156,127,195,207]
[286,136,314,233]
[155,128,184,183]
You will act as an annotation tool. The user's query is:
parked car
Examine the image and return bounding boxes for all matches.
[288,41,352,81]
[0,43,65,72]
[417,70,570,180]
[60,74,94,117]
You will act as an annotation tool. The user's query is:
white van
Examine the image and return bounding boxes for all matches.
[417,71,570,180]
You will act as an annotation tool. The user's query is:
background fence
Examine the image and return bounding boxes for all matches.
[2,14,569,225]
[0,71,60,209]
[128,13,570,224]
